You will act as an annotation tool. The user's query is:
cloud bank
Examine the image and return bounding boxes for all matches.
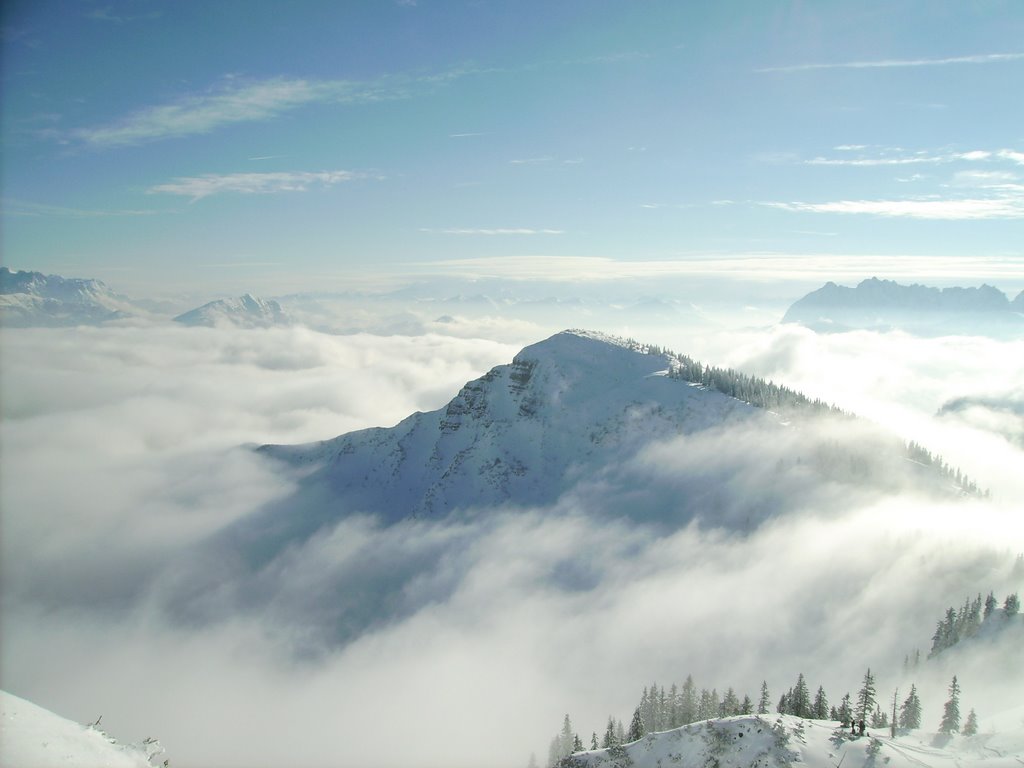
[2,321,1022,768]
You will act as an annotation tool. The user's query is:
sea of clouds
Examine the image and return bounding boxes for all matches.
[1,309,1022,768]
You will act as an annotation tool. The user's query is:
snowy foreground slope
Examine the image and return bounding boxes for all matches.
[565,714,1024,768]
[0,690,164,768]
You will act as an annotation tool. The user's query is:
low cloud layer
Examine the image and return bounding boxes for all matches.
[1,321,1022,768]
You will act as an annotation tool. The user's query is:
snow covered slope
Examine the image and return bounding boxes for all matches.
[259,330,759,521]
[782,277,1024,336]
[565,715,1024,768]
[257,330,965,529]
[0,267,136,326]
[0,690,164,768]
[173,293,290,328]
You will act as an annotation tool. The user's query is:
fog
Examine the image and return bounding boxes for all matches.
[1,311,1022,768]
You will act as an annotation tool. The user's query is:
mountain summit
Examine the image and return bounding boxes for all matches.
[173,293,290,328]
[260,331,759,521]
[258,330,970,530]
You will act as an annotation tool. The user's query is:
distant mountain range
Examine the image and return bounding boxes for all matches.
[173,293,290,329]
[783,277,1024,336]
[0,267,138,327]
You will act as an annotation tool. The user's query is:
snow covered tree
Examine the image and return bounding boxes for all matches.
[590,733,598,751]
[984,592,998,619]
[757,681,771,715]
[627,707,644,743]
[572,734,583,754]
[899,684,921,729]
[740,694,753,715]
[870,704,887,728]
[1005,593,1020,618]
[963,709,978,737]
[857,669,877,721]
[721,688,740,717]
[837,693,853,726]
[790,674,811,718]
[601,716,617,749]
[679,676,698,725]
[812,686,829,720]
[939,676,961,734]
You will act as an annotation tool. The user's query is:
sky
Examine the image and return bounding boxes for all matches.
[2,0,1024,297]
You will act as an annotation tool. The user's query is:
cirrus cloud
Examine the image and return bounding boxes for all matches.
[147,170,362,201]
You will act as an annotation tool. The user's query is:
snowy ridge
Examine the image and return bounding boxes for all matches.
[260,330,757,520]
[0,690,164,767]
[173,293,290,328]
[258,330,968,527]
[565,715,1024,768]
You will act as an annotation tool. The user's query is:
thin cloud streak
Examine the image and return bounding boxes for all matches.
[764,195,1024,220]
[147,170,360,201]
[71,68,482,148]
[419,228,564,236]
[758,52,1024,73]
[1,198,160,218]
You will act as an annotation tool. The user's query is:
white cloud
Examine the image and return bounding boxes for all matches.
[70,68,479,147]
[147,170,360,201]
[420,253,1024,283]
[73,78,353,147]
[758,52,1024,73]
[764,195,1024,220]
[2,322,1023,767]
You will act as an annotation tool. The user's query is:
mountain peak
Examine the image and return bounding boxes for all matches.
[173,294,290,328]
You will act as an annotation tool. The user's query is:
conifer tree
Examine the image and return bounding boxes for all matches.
[740,694,753,715]
[1005,593,1021,617]
[838,693,853,726]
[939,676,961,734]
[857,669,877,721]
[602,717,616,749]
[627,707,644,743]
[590,733,598,751]
[721,688,740,717]
[791,674,811,718]
[983,592,998,619]
[963,709,978,737]
[899,684,922,729]
[572,734,583,754]
[757,681,771,715]
[812,686,829,720]
[680,676,698,725]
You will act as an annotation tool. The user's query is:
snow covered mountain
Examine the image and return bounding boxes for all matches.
[563,714,1024,768]
[0,267,137,327]
[258,330,970,530]
[173,293,291,328]
[0,690,165,768]
[782,277,1024,336]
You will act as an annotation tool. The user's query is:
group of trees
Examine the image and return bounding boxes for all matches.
[929,592,1020,657]
[546,667,981,767]
[632,342,981,495]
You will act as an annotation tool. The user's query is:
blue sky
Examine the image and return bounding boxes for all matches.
[2,0,1023,295]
